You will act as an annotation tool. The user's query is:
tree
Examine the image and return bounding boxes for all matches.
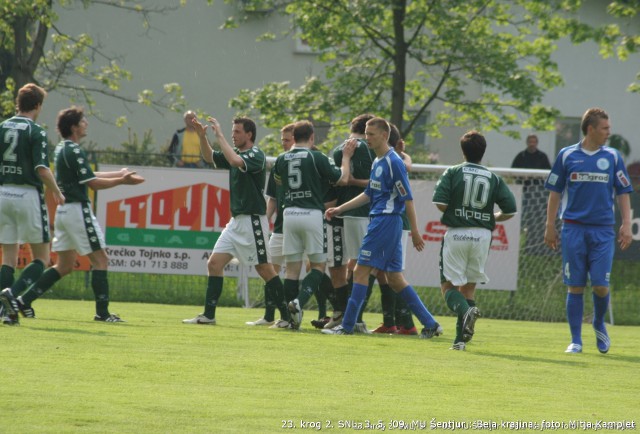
[223,0,640,154]
[0,0,185,123]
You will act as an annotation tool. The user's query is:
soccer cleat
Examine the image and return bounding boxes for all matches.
[321,325,353,335]
[245,318,274,326]
[594,326,610,354]
[354,322,371,334]
[565,343,583,353]
[94,313,126,323]
[372,324,398,334]
[182,314,216,325]
[419,323,443,339]
[288,299,303,330]
[323,311,343,329]
[269,319,290,329]
[450,342,466,351]
[462,306,481,342]
[395,326,418,336]
[0,288,19,325]
[16,296,35,318]
[310,317,331,329]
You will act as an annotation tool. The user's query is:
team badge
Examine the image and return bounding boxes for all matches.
[596,158,610,170]
[375,166,383,177]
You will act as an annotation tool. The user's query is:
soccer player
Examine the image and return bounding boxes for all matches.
[323,117,442,338]
[544,108,632,354]
[245,123,296,328]
[13,106,144,322]
[273,120,355,330]
[183,116,288,325]
[433,131,517,350]
[328,113,376,333]
[0,83,65,325]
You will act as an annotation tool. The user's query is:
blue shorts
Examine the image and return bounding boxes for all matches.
[357,214,403,272]
[561,223,615,287]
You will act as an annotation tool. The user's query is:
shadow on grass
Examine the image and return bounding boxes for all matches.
[470,350,591,367]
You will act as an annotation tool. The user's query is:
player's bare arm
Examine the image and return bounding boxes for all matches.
[207,117,245,168]
[335,139,357,186]
[617,193,632,251]
[191,117,214,164]
[37,166,65,205]
[325,192,370,220]
[544,191,561,250]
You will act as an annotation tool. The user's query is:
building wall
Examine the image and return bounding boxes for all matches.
[41,1,640,167]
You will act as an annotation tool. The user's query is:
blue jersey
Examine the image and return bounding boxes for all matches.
[365,149,413,216]
[545,143,633,225]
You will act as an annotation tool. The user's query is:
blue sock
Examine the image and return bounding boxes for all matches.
[592,292,610,330]
[566,293,584,346]
[342,283,367,333]
[399,286,437,329]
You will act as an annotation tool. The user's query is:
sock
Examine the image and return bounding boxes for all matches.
[395,293,415,329]
[266,276,288,321]
[342,282,368,332]
[19,268,63,306]
[380,284,396,327]
[284,279,300,303]
[356,274,376,323]
[592,292,610,329]
[444,288,470,316]
[92,270,110,318]
[11,259,45,296]
[566,293,584,346]
[315,273,331,318]
[456,299,475,343]
[203,276,223,319]
[399,285,437,329]
[298,269,323,308]
[0,265,15,289]
[325,283,337,312]
[335,284,349,312]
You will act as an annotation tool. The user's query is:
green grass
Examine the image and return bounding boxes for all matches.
[2,299,639,433]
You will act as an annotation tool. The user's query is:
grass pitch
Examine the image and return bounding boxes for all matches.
[2,299,638,433]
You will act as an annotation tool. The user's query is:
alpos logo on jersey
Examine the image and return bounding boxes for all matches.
[105,183,230,248]
[454,206,492,222]
[570,172,609,183]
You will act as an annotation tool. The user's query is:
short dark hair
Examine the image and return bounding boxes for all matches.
[281,123,295,134]
[233,117,257,143]
[293,120,314,143]
[366,117,390,135]
[388,123,401,147]
[16,83,47,113]
[581,108,608,136]
[350,113,375,134]
[460,130,486,164]
[57,106,85,139]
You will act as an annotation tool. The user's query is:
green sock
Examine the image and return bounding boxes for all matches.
[0,265,15,289]
[444,288,470,316]
[204,276,223,319]
[335,284,349,312]
[12,260,45,296]
[263,282,275,322]
[284,279,299,303]
[394,293,415,329]
[379,284,396,327]
[315,273,332,318]
[298,269,323,308]
[92,270,110,318]
[20,268,62,306]
[264,276,286,322]
[356,275,375,323]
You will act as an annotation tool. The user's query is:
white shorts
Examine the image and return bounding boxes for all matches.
[343,216,368,260]
[0,185,50,244]
[268,232,285,267]
[282,207,326,263]
[440,227,492,286]
[53,203,106,255]
[213,214,270,266]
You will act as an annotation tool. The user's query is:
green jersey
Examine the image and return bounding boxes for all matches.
[273,147,342,211]
[332,139,374,217]
[54,140,96,203]
[212,146,266,216]
[433,162,516,230]
[265,169,285,234]
[0,116,49,190]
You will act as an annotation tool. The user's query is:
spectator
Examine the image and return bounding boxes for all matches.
[167,111,205,168]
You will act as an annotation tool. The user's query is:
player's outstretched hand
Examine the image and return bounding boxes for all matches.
[123,171,145,185]
[618,223,632,251]
[411,230,424,252]
[207,117,222,135]
[342,138,357,158]
[325,207,341,221]
[191,116,208,136]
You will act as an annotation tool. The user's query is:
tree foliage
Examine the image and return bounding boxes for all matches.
[223,0,640,152]
[0,0,185,123]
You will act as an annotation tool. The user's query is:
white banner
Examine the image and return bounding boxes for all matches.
[97,165,522,289]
